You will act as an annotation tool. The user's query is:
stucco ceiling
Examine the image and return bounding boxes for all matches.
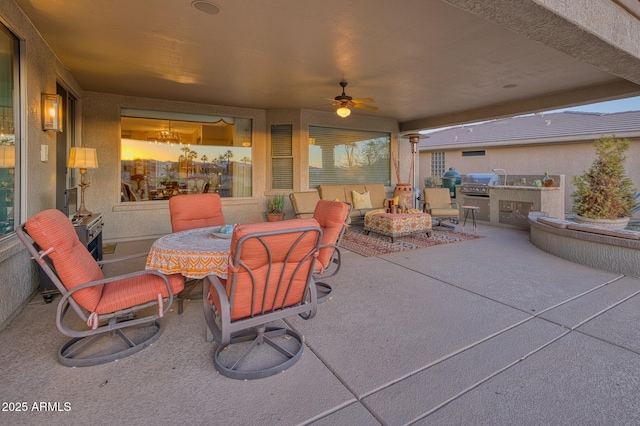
[14,0,640,131]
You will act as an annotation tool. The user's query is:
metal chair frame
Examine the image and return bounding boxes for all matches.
[17,222,178,367]
[203,222,321,379]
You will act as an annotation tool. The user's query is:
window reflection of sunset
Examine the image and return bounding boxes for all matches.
[121,139,190,162]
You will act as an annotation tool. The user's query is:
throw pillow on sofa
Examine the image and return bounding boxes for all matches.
[352,190,373,209]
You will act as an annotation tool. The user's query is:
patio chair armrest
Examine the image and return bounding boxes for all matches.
[450,201,459,209]
[293,211,315,218]
[97,252,148,266]
[57,270,176,338]
[61,269,176,315]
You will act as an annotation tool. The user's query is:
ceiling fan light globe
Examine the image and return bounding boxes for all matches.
[336,106,351,118]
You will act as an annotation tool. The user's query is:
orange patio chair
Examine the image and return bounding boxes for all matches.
[169,192,226,313]
[203,218,322,379]
[17,209,184,367]
[169,192,225,232]
[312,199,351,302]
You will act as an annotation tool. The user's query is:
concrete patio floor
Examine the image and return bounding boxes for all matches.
[1,223,639,425]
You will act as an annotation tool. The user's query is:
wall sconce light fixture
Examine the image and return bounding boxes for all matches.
[68,147,98,217]
[42,93,63,132]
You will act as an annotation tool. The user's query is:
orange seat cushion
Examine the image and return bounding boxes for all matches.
[96,273,184,314]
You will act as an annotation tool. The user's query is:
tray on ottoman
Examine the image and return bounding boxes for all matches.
[364,211,432,242]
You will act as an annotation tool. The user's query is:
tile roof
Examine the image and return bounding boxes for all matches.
[418,110,640,150]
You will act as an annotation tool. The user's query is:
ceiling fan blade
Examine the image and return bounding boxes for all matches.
[352,98,375,104]
[353,103,378,111]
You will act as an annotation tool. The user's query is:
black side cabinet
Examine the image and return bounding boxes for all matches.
[39,213,103,302]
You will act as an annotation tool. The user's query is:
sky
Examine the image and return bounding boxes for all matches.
[547,95,640,114]
[421,95,640,134]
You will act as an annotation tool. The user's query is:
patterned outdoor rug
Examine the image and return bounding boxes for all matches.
[339,227,483,257]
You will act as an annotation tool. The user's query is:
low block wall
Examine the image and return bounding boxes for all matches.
[528,213,640,278]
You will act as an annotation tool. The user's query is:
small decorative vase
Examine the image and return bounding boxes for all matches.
[393,183,414,209]
[542,172,554,187]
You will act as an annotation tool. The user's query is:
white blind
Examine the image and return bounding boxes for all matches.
[271,124,293,189]
[308,126,390,187]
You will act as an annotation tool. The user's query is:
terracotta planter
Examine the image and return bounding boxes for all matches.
[573,214,629,229]
[393,184,414,209]
[266,213,285,222]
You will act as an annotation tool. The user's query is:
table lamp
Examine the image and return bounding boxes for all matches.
[68,147,98,217]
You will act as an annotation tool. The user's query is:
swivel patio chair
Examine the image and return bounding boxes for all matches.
[203,218,322,379]
[423,187,460,230]
[312,199,351,302]
[169,193,225,232]
[169,193,226,313]
[17,209,184,367]
[289,190,321,218]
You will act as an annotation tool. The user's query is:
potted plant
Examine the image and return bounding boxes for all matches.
[266,194,285,221]
[571,136,636,229]
[424,176,442,188]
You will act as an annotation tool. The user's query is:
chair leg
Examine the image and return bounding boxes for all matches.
[58,320,162,367]
[213,326,304,380]
[178,278,201,314]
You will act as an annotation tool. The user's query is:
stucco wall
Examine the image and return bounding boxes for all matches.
[83,95,399,242]
[419,138,640,217]
[0,0,83,329]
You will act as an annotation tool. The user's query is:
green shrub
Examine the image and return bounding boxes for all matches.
[571,136,636,219]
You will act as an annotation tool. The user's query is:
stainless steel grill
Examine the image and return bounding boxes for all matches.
[460,173,501,196]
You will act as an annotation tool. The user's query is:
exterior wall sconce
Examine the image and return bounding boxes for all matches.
[42,94,63,132]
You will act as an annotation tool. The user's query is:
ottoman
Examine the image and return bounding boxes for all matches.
[364,211,432,242]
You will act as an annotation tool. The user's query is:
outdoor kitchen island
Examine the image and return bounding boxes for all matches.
[456,175,565,229]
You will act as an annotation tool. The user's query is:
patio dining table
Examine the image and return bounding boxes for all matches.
[145,226,232,279]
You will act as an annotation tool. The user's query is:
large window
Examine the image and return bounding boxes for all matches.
[0,24,18,239]
[120,110,252,201]
[308,126,390,187]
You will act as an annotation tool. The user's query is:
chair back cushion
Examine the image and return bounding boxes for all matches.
[25,209,104,311]
[423,188,452,209]
[289,191,320,218]
[169,193,225,232]
[227,218,321,321]
[313,200,349,270]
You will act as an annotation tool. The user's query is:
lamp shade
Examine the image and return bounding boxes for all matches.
[0,145,15,168]
[68,147,98,169]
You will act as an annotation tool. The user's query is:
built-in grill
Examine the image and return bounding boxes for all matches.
[460,173,501,196]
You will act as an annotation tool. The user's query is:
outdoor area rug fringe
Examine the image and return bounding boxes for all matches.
[340,227,483,257]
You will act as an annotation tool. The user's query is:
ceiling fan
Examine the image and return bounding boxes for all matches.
[329,80,378,117]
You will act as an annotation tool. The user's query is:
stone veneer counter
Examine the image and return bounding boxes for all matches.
[489,185,565,227]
